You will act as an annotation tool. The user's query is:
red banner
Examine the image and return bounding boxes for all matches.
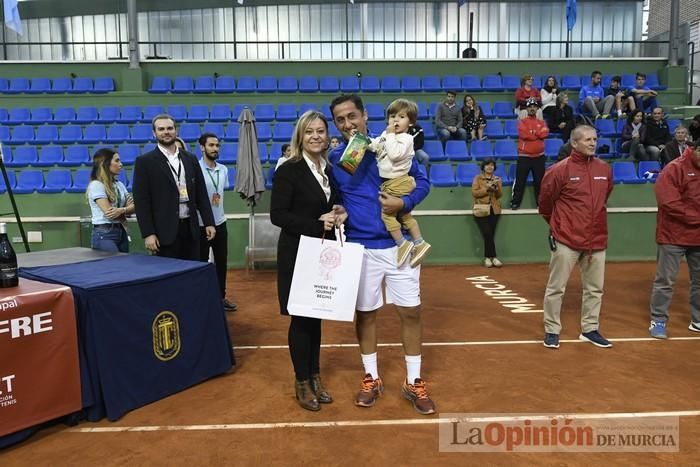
[0,278,81,436]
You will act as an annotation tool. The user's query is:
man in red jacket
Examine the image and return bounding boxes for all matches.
[538,125,614,349]
[649,142,700,339]
[512,97,549,210]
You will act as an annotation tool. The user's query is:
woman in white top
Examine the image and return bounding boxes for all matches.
[540,75,559,123]
[86,148,135,252]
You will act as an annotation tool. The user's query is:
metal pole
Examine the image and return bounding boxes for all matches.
[689,41,696,104]
[668,0,680,66]
[127,0,140,69]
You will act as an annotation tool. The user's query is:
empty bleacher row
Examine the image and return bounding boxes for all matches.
[0,77,115,94]
[148,73,666,94]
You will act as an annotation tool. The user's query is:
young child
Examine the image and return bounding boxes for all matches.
[369,98,431,268]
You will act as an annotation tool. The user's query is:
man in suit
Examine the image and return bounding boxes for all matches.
[133,114,216,260]
[660,125,689,168]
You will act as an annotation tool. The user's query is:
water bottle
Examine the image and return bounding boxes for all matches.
[0,223,18,288]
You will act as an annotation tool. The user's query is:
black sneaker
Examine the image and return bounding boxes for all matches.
[223,298,237,312]
[510,203,520,210]
[579,330,612,348]
[543,333,560,349]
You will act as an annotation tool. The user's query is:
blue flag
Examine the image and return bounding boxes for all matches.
[4,0,22,35]
[458,0,467,5]
[566,0,577,31]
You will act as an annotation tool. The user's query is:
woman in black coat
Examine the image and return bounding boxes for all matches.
[270,110,346,411]
[547,93,575,143]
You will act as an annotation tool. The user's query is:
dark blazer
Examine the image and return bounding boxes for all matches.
[660,141,688,167]
[132,148,215,246]
[270,158,337,316]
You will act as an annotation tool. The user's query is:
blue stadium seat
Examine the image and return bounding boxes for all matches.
[484,120,504,139]
[94,77,115,93]
[421,75,442,92]
[187,105,209,122]
[7,108,30,125]
[232,104,251,121]
[504,119,518,138]
[482,75,503,91]
[272,122,294,142]
[66,169,91,193]
[638,161,661,182]
[494,140,518,161]
[502,75,520,91]
[417,103,429,120]
[596,138,616,159]
[236,76,257,93]
[493,101,516,119]
[219,143,237,164]
[646,73,666,91]
[423,141,446,162]
[429,102,439,118]
[269,143,284,163]
[276,104,297,122]
[130,124,152,143]
[179,123,201,142]
[480,101,494,119]
[39,169,71,193]
[224,123,240,142]
[256,122,273,142]
[84,125,107,144]
[8,78,30,94]
[35,125,59,145]
[544,139,563,159]
[59,126,84,145]
[470,140,494,160]
[194,76,214,93]
[532,75,544,88]
[0,108,8,123]
[298,103,318,115]
[71,77,94,93]
[115,170,128,188]
[265,167,274,190]
[173,76,194,93]
[149,76,171,93]
[142,105,164,123]
[258,76,277,93]
[0,169,17,192]
[0,127,9,144]
[365,103,385,121]
[278,76,298,93]
[106,124,130,143]
[0,78,8,93]
[495,164,511,184]
[299,76,319,92]
[7,146,38,167]
[402,76,421,92]
[14,170,44,194]
[35,146,64,167]
[421,123,436,140]
[319,76,339,93]
[98,105,120,123]
[10,126,35,145]
[368,121,386,136]
[381,76,401,92]
[202,123,225,139]
[76,106,98,124]
[209,104,231,122]
[429,164,457,187]
[445,140,470,161]
[257,143,269,162]
[143,143,156,153]
[456,163,480,186]
[621,74,636,89]
[227,167,237,190]
[561,75,582,90]
[442,75,462,92]
[215,76,236,93]
[340,76,360,93]
[118,144,140,165]
[462,75,481,92]
[29,78,51,94]
[612,161,644,184]
[668,119,681,134]
[53,106,76,124]
[30,107,53,123]
[50,77,72,94]
[166,105,187,122]
[119,105,142,123]
[361,76,381,93]
[255,104,275,122]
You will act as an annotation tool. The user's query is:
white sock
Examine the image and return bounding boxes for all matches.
[361,352,379,379]
[405,354,422,383]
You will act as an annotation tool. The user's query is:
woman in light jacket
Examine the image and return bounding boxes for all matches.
[471,158,503,268]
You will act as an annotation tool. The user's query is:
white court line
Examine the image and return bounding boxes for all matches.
[234,336,700,350]
[70,410,700,433]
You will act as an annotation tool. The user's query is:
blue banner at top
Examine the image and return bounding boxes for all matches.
[566,0,577,31]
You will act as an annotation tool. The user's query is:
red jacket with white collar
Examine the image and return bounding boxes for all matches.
[538,150,614,251]
[518,116,549,157]
[654,147,700,246]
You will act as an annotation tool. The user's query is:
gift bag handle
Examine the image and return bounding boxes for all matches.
[321,226,344,247]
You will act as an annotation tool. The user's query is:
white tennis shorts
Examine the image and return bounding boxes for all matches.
[356,246,421,312]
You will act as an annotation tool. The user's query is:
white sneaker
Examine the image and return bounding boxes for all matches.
[491,258,503,267]
[484,258,493,268]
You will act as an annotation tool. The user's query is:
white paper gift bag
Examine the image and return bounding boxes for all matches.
[287,234,364,322]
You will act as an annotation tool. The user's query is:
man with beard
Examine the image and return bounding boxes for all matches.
[133,114,215,260]
[197,133,236,312]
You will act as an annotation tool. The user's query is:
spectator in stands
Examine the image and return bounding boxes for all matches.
[197,133,236,312]
[329,137,341,150]
[547,93,575,143]
[606,75,636,119]
[689,115,700,142]
[579,70,615,119]
[512,97,549,210]
[648,141,700,339]
[540,75,560,122]
[660,125,689,167]
[275,143,292,170]
[461,94,487,141]
[557,140,572,161]
[408,122,429,164]
[133,114,216,260]
[87,148,134,253]
[471,158,503,268]
[539,125,614,350]
[435,90,467,148]
[629,72,659,114]
[515,74,542,119]
[620,110,649,161]
[643,107,671,161]
[270,110,345,412]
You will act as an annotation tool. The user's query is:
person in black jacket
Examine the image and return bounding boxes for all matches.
[133,114,215,260]
[270,110,346,412]
[620,110,649,161]
[660,125,689,167]
[547,93,575,143]
[643,108,671,161]
[408,123,428,164]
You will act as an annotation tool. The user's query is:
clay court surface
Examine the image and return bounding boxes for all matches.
[3,261,699,466]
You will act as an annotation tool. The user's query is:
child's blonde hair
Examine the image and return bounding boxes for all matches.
[385,98,418,124]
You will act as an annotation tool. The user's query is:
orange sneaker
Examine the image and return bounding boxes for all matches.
[355,373,384,407]
[401,378,437,415]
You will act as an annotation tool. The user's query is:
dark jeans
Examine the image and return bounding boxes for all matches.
[511,155,546,207]
[288,316,322,382]
[158,218,199,261]
[634,95,659,113]
[92,224,129,253]
[200,222,228,297]
[474,213,500,258]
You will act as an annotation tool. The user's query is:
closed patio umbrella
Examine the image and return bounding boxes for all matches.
[235,107,266,209]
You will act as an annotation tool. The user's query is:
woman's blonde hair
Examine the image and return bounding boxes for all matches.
[86,148,118,203]
[288,110,329,163]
